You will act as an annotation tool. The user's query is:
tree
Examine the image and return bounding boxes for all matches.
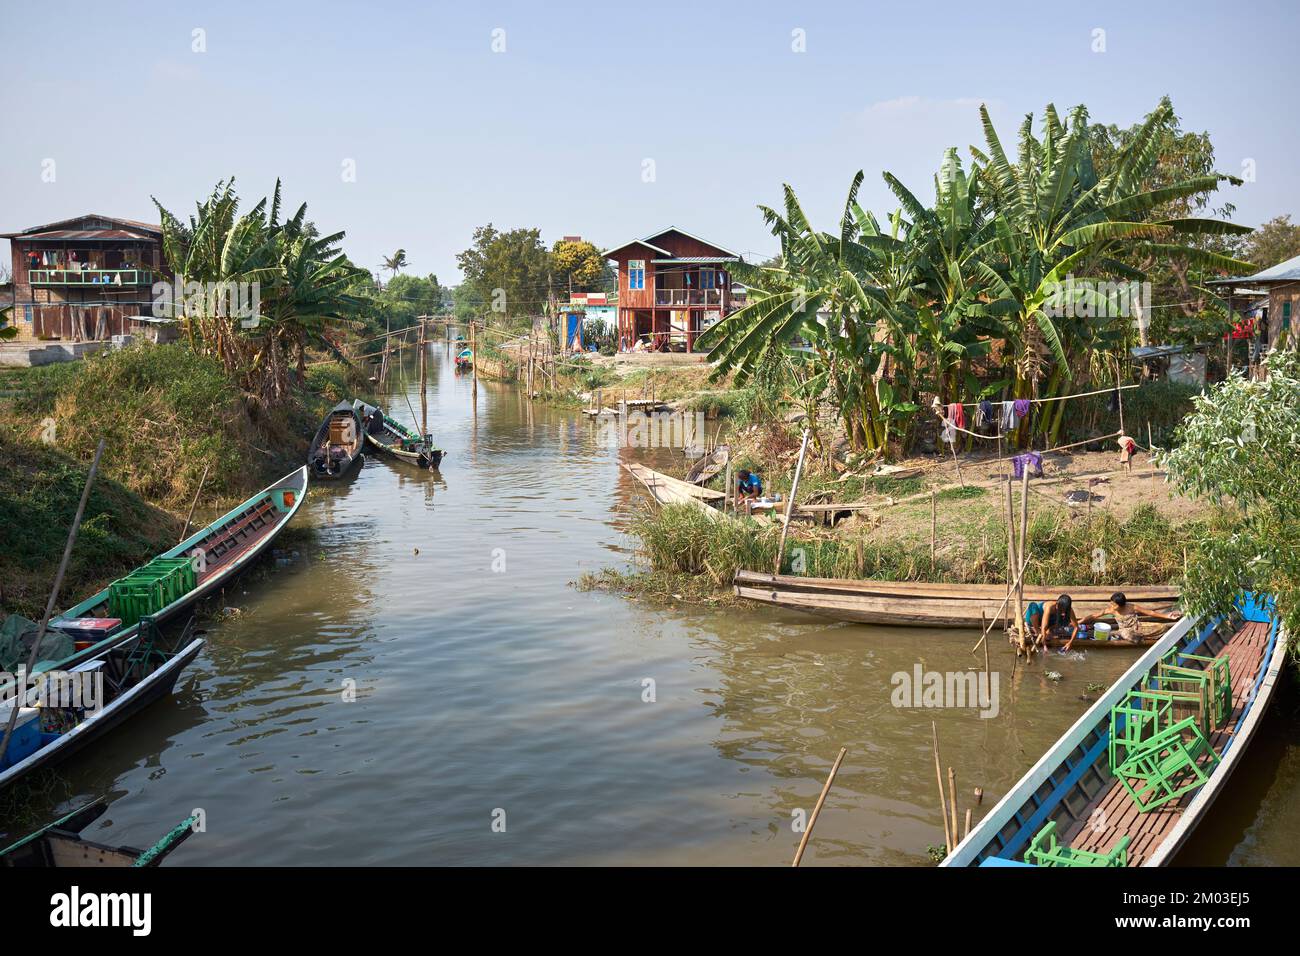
[455,224,551,323]
[551,239,609,293]
[1160,350,1300,637]
[154,179,367,404]
[1241,215,1300,270]
[382,249,409,280]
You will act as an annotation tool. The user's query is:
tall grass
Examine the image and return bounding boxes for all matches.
[629,501,1205,588]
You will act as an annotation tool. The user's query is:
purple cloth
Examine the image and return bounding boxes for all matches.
[1011,451,1043,480]
[1013,398,1031,419]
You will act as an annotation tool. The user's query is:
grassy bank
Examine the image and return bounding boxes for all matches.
[586,499,1221,606]
[0,441,180,617]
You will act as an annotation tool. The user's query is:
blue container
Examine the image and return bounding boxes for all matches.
[0,707,42,771]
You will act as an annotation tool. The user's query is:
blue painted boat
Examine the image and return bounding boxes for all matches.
[944,593,1287,868]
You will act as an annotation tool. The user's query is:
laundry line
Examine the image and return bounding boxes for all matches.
[942,383,1140,409]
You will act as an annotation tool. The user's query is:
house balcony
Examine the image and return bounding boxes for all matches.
[654,288,724,307]
[28,269,154,286]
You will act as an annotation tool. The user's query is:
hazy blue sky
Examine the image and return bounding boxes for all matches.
[2,0,1296,281]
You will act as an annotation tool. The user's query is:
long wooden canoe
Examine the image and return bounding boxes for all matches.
[945,593,1287,867]
[733,570,1179,632]
[1,798,197,867]
[622,462,727,518]
[34,466,307,673]
[353,400,445,469]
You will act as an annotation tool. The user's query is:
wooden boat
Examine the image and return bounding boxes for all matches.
[622,462,727,518]
[454,348,473,371]
[37,466,307,672]
[685,444,729,485]
[1,798,196,867]
[307,401,364,479]
[733,570,1179,632]
[944,593,1287,867]
[0,617,206,793]
[352,400,445,469]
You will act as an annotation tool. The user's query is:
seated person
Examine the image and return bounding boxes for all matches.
[1040,594,1080,651]
[736,469,763,502]
[1083,592,1181,642]
[1023,600,1044,646]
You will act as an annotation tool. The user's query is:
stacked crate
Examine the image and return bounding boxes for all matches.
[107,557,197,626]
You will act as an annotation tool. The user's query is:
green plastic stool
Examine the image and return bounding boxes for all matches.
[1024,821,1131,867]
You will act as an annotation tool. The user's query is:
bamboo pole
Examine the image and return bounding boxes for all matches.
[1,439,105,764]
[1147,421,1155,489]
[178,462,211,544]
[1016,467,1030,650]
[791,746,848,867]
[419,318,428,437]
[964,808,973,841]
[774,428,811,575]
[1004,478,1018,641]
[971,548,1035,654]
[947,767,959,848]
[930,489,937,565]
[932,721,953,853]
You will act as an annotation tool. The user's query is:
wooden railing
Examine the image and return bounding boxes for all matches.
[28,269,153,286]
[654,288,723,306]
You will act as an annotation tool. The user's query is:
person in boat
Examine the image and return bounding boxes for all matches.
[736,469,763,502]
[1040,594,1080,650]
[1082,592,1181,642]
[1024,600,1044,638]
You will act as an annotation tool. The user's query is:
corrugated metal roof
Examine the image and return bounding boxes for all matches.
[16,229,157,241]
[0,214,160,238]
[1214,253,1300,285]
[651,256,740,263]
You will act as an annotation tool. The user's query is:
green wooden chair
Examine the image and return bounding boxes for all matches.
[1159,652,1231,727]
[1114,714,1220,813]
[1108,691,1173,772]
[1024,821,1130,867]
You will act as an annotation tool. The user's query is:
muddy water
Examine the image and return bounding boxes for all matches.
[6,345,1293,865]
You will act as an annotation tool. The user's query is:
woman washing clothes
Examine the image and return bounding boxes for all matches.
[1083,592,1181,642]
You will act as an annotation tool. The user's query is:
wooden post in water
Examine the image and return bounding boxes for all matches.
[791,746,847,867]
[1016,467,1030,649]
[1,439,104,764]
[1004,478,1018,643]
[948,767,959,847]
[774,428,811,575]
[931,721,953,853]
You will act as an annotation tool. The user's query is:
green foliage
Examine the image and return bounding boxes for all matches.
[455,224,551,319]
[1239,214,1300,271]
[700,98,1251,455]
[0,440,178,617]
[1161,351,1300,637]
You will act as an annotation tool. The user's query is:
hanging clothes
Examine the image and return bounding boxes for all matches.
[1011,451,1044,480]
[976,399,994,429]
[1000,401,1017,431]
[1013,398,1031,420]
[1118,435,1137,463]
[948,402,965,430]
[940,418,957,445]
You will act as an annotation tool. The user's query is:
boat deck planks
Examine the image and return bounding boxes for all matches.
[1058,619,1270,865]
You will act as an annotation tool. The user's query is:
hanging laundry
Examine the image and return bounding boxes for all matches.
[1000,401,1017,431]
[1118,434,1137,464]
[1011,451,1044,480]
[1013,398,1031,419]
[940,418,957,445]
[948,402,965,430]
[976,399,994,429]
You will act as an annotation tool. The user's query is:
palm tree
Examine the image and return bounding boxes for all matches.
[382,249,408,280]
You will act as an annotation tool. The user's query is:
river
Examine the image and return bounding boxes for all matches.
[8,344,1297,865]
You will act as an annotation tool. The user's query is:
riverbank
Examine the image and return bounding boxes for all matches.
[0,343,352,618]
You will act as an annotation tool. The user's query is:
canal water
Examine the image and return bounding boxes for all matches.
[8,345,1297,865]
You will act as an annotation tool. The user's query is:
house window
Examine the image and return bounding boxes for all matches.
[23,305,33,323]
[628,260,645,290]
[700,269,716,289]
[1284,301,1292,331]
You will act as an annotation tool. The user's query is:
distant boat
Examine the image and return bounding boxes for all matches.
[0,798,197,867]
[733,571,1179,634]
[454,348,473,372]
[945,593,1287,867]
[28,467,308,674]
[0,617,206,793]
[352,400,444,469]
[307,401,365,479]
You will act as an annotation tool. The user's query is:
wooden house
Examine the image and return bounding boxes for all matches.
[603,228,742,352]
[2,214,168,343]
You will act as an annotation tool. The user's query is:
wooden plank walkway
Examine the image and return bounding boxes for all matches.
[1061,620,1270,864]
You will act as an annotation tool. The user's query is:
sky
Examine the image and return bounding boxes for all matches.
[2,0,1297,282]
